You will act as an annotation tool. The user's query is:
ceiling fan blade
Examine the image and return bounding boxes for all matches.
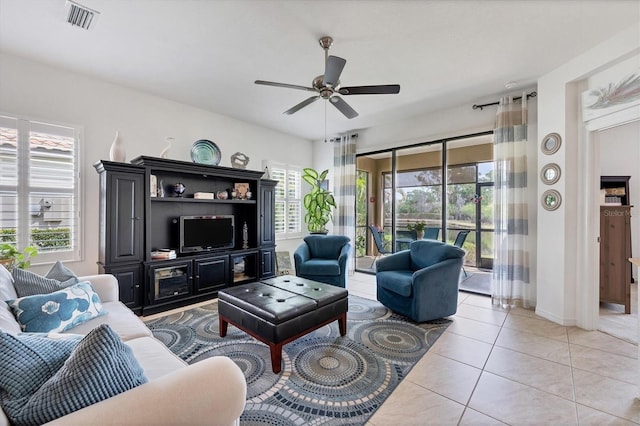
[255,80,316,92]
[339,84,401,95]
[329,96,359,119]
[323,56,346,87]
[284,96,320,115]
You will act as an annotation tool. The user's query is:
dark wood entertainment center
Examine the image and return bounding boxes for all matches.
[94,156,277,315]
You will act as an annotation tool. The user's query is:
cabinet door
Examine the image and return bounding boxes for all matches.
[259,180,277,246]
[106,264,143,311]
[194,255,229,294]
[108,172,144,264]
[260,248,276,279]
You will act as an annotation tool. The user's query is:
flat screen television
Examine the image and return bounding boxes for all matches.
[179,215,235,253]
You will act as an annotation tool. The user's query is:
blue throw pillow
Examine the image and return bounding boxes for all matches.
[45,261,78,283]
[11,324,148,425]
[0,331,82,422]
[12,268,77,298]
[7,282,106,333]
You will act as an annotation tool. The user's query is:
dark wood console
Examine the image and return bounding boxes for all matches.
[94,156,277,315]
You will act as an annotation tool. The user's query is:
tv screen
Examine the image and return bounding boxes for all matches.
[179,215,235,253]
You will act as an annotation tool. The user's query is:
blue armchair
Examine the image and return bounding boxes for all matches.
[294,235,351,288]
[376,239,465,322]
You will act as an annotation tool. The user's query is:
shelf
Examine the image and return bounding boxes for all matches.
[150,197,256,205]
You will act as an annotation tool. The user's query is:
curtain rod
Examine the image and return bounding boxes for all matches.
[472,91,537,111]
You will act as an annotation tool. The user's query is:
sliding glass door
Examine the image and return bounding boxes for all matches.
[354,131,494,273]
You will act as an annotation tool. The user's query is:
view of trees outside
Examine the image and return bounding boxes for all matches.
[376,161,494,266]
[355,170,368,257]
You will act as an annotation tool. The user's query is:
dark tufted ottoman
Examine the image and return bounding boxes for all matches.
[218,275,348,373]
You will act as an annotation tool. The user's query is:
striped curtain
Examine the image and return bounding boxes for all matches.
[333,134,357,275]
[492,94,533,309]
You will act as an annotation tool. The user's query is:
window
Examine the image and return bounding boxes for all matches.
[266,162,302,237]
[0,115,81,263]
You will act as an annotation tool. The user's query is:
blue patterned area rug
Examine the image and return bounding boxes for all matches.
[145,295,450,425]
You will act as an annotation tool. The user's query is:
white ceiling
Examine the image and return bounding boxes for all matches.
[1,0,638,141]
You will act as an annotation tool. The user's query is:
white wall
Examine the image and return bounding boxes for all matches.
[536,23,640,326]
[0,52,312,276]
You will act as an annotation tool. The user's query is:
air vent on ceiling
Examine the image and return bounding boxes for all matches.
[65,0,100,30]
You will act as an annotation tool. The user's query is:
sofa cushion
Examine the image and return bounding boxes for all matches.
[7,282,106,333]
[125,336,187,380]
[45,261,78,282]
[0,331,82,422]
[0,301,21,335]
[0,264,17,301]
[377,270,414,297]
[12,268,77,298]
[7,324,148,426]
[67,301,152,341]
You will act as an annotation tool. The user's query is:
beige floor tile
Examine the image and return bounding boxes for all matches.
[446,316,501,345]
[468,372,577,425]
[368,380,465,426]
[430,331,493,368]
[484,346,574,400]
[572,369,640,423]
[508,305,538,318]
[568,327,638,359]
[454,303,508,327]
[461,293,508,312]
[459,408,508,425]
[495,326,571,365]
[503,313,569,341]
[570,344,638,385]
[576,403,636,425]
[406,352,481,404]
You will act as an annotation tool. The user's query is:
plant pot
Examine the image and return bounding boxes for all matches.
[416,230,424,240]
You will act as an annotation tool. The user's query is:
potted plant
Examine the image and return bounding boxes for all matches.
[406,221,427,240]
[0,243,38,272]
[302,168,337,234]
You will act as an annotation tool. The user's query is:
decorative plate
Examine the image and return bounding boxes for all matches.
[191,139,221,165]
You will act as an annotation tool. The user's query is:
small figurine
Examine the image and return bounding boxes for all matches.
[160,137,173,159]
[230,152,250,169]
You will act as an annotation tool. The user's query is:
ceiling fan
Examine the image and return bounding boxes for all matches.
[255,36,400,119]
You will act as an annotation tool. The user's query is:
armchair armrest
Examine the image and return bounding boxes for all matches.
[293,244,311,270]
[77,274,119,303]
[337,243,351,269]
[46,356,247,426]
[376,250,411,272]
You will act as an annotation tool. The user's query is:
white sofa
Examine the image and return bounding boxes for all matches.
[0,271,247,426]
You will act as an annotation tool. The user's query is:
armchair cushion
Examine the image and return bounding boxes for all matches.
[377,271,413,297]
[298,259,341,276]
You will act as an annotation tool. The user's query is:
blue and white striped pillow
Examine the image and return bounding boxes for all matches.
[12,268,77,298]
[3,324,147,425]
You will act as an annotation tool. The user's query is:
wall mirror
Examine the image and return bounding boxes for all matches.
[541,189,562,211]
[541,133,562,155]
[540,163,561,185]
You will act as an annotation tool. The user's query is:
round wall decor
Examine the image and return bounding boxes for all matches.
[541,133,562,155]
[541,189,562,211]
[540,163,561,185]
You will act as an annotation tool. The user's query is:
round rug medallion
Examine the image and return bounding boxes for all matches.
[351,319,428,365]
[347,296,391,321]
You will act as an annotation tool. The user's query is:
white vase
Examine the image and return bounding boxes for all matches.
[109,131,126,162]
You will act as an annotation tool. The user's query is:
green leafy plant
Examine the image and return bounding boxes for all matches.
[406,221,427,232]
[0,243,38,271]
[302,168,337,233]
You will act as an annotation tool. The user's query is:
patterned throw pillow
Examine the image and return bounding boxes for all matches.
[7,282,106,333]
[3,325,147,426]
[12,268,77,298]
[0,331,82,422]
[45,261,78,283]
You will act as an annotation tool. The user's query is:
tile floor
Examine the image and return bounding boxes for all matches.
[346,273,640,425]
